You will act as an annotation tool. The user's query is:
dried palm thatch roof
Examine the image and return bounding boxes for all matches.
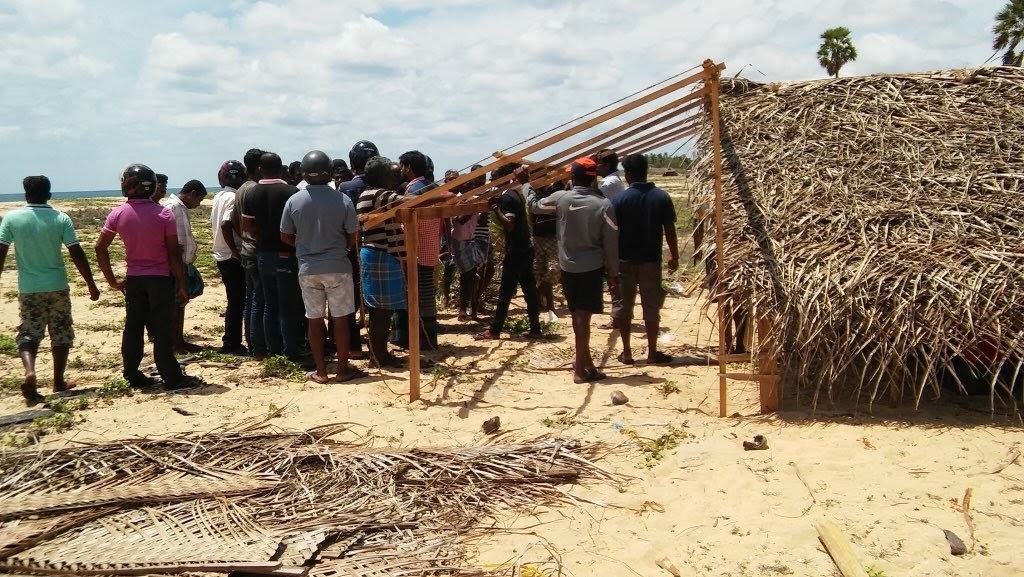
[694,66,1024,410]
[0,424,621,576]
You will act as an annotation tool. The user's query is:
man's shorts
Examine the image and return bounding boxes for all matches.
[299,273,355,319]
[611,261,666,323]
[560,268,604,314]
[532,236,561,286]
[17,289,74,348]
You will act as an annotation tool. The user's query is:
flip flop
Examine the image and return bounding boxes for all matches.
[573,369,608,384]
[306,371,331,384]
[646,351,674,365]
[617,352,635,365]
[334,368,370,383]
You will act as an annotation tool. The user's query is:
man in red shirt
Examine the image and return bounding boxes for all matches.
[96,164,202,390]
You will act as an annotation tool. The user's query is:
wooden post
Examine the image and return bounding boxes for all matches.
[705,59,729,418]
[814,522,869,577]
[403,210,421,403]
[757,316,780,413]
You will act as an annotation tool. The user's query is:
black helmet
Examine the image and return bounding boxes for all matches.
[121,164,156,197]
[301,150,332,185]
[349,140,379,172]
[218,160,246,188]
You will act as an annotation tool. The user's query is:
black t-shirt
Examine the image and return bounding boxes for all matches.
[613,182,675,263]
[498,188,531,252]
[242,181,298,253]
[336,175,367,206]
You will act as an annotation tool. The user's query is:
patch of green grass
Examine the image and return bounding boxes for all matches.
[98,377,133,403]
[542,414,576,428]
[1,375,20,393]
[659,380,681,398]
[32,397,87,435]
[78,320,124,332]
[68,356,87,369]
[260,355,305,382]
[622,425,689,468]
[197,349,242,363]
[503,316,532,334]
[866,566,887,577]
[0,334,18,356]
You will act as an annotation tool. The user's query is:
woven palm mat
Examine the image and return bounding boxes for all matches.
[0,426,621,576]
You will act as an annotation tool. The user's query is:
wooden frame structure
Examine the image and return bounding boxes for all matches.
[360,59,780,414]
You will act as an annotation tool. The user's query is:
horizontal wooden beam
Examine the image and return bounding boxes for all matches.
[720,372,780,383]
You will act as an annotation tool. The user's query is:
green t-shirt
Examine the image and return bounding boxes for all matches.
[0,204,79,294]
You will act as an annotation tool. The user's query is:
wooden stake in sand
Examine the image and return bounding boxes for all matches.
[814,521,868,577]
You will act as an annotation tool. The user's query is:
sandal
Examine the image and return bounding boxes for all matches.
[573,369,608,384]
[617,352,635,365]
[646,351,674,365]
[164,375,205,391]
[475,330,499,340]
[306,370,331,384]
[335,368,370,383]
[743,435,769,451]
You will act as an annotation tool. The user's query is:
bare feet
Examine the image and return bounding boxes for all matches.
[475,330,499,340]
[53,380,77,393]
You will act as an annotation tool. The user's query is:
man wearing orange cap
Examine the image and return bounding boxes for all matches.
[528,156,619,383]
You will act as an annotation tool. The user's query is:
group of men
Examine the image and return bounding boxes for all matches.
[0,141,679,404]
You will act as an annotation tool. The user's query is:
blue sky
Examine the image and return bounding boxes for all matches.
[0,0,1008,193]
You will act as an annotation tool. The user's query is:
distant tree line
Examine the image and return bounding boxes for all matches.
[644,153,693,171]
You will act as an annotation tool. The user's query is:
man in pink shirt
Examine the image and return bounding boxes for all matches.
[95,164,202,390]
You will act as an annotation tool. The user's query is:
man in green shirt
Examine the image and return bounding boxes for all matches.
[0,176,100,405]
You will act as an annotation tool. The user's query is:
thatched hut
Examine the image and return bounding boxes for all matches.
[694,67,1024,410]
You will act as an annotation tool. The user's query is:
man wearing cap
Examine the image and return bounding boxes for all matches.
[165,179,208,353]
[528,156,619,383]
[211,161,248,355]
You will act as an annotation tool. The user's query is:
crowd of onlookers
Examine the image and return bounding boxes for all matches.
[1,141,680,405]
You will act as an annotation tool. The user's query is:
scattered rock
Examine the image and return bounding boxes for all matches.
[482,416,500,435]
[610,391,629,406]
[172,407,195,417]
[943,529,967,556]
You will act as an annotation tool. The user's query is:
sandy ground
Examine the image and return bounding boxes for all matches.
[1,192,1023,577]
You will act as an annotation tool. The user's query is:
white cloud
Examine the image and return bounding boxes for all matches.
[0,0,1011,192]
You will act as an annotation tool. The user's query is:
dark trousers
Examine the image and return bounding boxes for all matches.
[490,248,542,336]
[257,251,304,360]
[217,258,246,349]
[242,254,267,356]
[347,249,363,352]
[123,276,182,384]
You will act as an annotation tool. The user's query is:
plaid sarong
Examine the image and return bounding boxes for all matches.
[361,247,407,310]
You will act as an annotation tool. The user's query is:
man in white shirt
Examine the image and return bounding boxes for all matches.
[211,161,248,355]
[596,149,625,201]
[165,179,207,353]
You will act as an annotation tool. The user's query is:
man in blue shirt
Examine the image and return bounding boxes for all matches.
[611,154,679,365]
[0,176,101,405]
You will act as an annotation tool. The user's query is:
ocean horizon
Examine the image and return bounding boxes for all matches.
[0,188,183,203]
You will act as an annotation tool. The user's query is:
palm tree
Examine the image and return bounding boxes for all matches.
[993,0,1024,66]
[817,27,858,78]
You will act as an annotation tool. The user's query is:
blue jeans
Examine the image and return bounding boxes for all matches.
[242,254,267,357]
[257,252,304,360]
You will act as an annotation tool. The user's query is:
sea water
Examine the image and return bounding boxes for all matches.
[0,188,183,203]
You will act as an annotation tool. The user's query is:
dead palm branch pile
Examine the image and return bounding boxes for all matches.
[0,424,620,576]
[693,66,1024,409]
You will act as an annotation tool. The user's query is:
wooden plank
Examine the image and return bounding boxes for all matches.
[757,316,780,413]
[720,373,781,382]
[718,353,752,363]
[401,209,421,403]
[706,59,729,418]
[362,65,722,228]
[406,200,490,219]
[814,521,869,577]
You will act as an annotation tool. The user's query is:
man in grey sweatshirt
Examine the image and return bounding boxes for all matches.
[528,156,619,383]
